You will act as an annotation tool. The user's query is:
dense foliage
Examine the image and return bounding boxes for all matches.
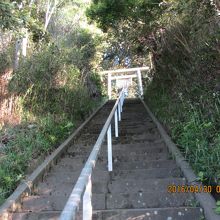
[87,0,163,68]
[0,0,105,204]
[145,0,220,186]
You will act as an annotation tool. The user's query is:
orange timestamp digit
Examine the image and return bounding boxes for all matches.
[167,185,212,193]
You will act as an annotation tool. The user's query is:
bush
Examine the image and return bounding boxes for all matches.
[0,27,104,205]
[0,50,12,74]
[145,1,220,185]
[0,113,75,204]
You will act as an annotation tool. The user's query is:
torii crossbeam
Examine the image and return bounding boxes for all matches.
[101,67,150,99]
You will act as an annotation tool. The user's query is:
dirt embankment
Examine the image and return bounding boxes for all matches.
[0,69,20,126]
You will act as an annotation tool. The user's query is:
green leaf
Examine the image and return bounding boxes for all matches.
[214,206,220,215]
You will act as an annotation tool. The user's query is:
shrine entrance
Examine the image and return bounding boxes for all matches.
[101,67,150,99]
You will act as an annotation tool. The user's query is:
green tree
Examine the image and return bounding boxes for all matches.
[87,0,163,67]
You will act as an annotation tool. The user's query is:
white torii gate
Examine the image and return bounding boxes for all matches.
[101,67,150,99]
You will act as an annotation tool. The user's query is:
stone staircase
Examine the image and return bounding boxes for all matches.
[10,99,204,220]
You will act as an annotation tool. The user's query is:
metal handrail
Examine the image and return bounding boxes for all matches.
[60,89,126,220]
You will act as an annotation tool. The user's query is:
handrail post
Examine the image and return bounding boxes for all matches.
[83,175,92,220]
[107,125,113,171]
[114,110,118,137]
[118,104,121,121]
[122,92,125,106]
[120,96,123,113]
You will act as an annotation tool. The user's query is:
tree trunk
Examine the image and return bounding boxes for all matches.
[13,39,21,70]
[44,0,57,31]
[149,52,154,70]
[13,0,37,70]
[22,29,28,57]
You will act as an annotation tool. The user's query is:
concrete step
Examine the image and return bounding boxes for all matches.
[68,144,168,157]
[78,132,161,139]
[82,127,159,135]
[76,138,164,147]
[90,119,152,125]
[75,133,162,144]
[11,211,61,220]
[76,135,162,146]
[20,191,195,212]
[113,135,161,144]
[112,160,177,170]
[101,148,168,157]
[20,194,105,211]
[34,180,109,195]
[108,178,186,194]
[111,167,182,180]
[119,122,153,127]
[104,138,164,146]
[11,207,204,220]
[40,170,109,185]
[100,143,167,153]
[120,117,150,122]
[34,177,186,196]
[111,152,169,161]
[55,158,177,173]
[118,128,158,135]
[106,191,195,209]
[117,126,157,133]
[89,121,152,127]
[131,133,161,141]
[92,207,203,220]
[55,158,177,174]
[54,157,108,171]
[71,141,166,150]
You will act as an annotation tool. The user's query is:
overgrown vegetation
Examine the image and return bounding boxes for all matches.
[0,114,74,204]
[145,0,220,186]
[0,0,105,204]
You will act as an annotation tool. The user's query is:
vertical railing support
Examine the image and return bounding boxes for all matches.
[118,104,121,121]
[122,92,125,106]
[107,125,113,172]
[120,96,123,113]
[83,175,92,220]
[114,110,118,137]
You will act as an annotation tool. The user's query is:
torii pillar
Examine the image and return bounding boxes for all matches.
[137,69,143,97]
